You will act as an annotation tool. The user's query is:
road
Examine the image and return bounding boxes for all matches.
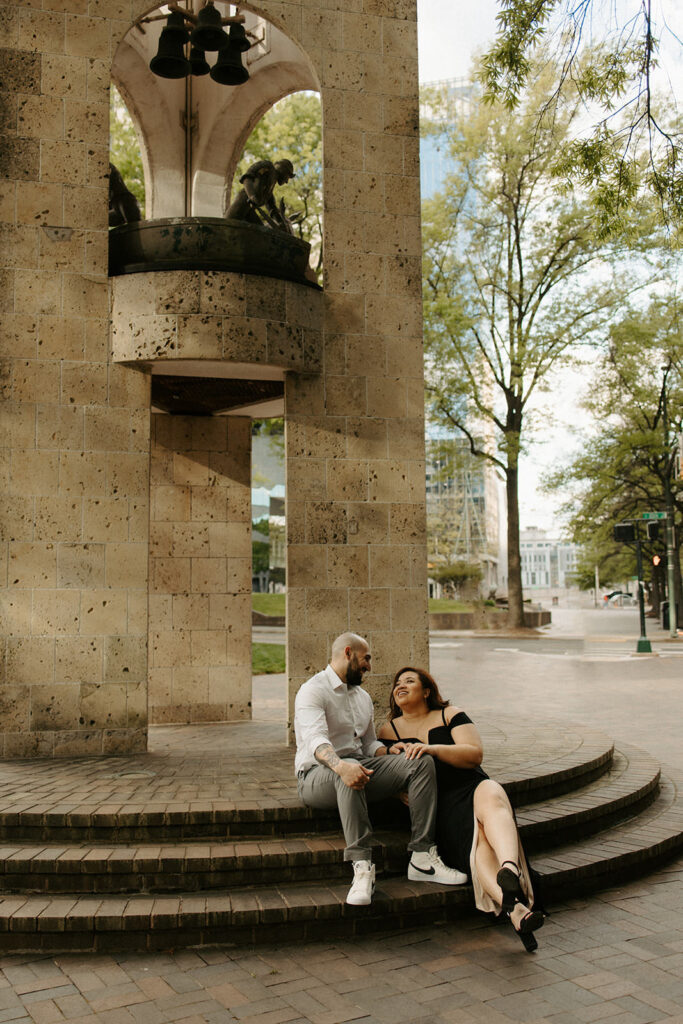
[431,607,683,771]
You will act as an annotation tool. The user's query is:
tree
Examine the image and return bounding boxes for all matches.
[110,86,146,215]
[422,59,643,628]
[233,92,323,277]
[252,517,271,575]
[481,1,683,231]
[430,562,483,600]
[544,294,683,617]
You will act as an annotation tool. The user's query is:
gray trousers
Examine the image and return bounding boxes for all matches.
[298,754,438,862]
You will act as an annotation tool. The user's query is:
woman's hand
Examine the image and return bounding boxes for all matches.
[401,741,432,760]
[398,790,410,806]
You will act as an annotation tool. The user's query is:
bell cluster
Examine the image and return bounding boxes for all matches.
[150,2,250,86]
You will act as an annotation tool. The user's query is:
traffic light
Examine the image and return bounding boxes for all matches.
[614,522,636,543]
[646,521,660,541]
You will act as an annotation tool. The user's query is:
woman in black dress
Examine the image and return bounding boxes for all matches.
[378,666,543,951]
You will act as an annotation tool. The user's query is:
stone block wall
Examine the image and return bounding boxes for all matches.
[0,17,152,755]
[148,414,252,724]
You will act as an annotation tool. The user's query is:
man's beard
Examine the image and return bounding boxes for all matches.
[346,661,364,687]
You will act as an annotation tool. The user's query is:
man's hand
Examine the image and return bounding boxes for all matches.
[314,743,374,790]
[336,761,374,790]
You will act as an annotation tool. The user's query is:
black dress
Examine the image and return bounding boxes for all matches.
[388,707,536,913]
[388,707,488,874]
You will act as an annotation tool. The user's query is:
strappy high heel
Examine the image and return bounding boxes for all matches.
[513,907,544,952]
[496,859,524,912]
[497,860,544,952]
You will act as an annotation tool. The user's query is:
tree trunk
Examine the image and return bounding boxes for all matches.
[674,536,683,629]
[506,464,525,628]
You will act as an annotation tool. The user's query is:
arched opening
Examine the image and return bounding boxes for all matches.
[110,2,319,220]
[108,4,323,729]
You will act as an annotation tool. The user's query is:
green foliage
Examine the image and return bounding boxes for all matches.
[252,642,286,674]
[252,540,270,574]
[109,86,145,215]
[252,417,284,456]
[430,562,482,600]
[233,93,323,275]
[422,56,642,624]
[543,292,683,596]
[253,517,270,537]
[480,2,683,231]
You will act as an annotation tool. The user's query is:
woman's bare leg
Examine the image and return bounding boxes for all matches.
[473,780,521,868]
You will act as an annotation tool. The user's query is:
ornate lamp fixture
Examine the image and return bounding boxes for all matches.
[145,3,251,85]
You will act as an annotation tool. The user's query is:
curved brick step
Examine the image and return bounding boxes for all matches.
[534,768,683,899]
[0,743,658,896]
[0,833,391,895]
[0,723,615,843]
[0,771,682,954]
[0,739,658,898]
[516,743,661,850]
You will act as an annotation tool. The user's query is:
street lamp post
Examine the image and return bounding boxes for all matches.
[634,529,652,653]
[661,366,678,638]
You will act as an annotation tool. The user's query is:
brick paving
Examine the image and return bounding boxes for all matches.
[1,857,683,1022]
[1,612,683,1019]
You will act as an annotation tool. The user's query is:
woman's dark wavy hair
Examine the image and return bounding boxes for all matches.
[389,666,449,720]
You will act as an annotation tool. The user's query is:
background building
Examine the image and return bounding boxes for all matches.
[520,527,580,598]
[425,437,504,596]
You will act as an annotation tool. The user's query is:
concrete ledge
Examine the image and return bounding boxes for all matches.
[252,611,285,627]
[429,609,552,630]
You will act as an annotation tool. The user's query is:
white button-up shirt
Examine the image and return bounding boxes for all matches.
[294,664,384,775]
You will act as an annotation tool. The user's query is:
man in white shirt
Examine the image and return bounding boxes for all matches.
[295,631,467,905]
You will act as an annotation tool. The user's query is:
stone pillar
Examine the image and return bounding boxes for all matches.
[148,414,252,723]
[285,4,429,716]
[0,30,151,756]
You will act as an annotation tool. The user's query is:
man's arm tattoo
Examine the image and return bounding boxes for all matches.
[314,743,341,770]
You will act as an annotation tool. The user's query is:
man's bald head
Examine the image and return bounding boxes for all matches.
[330,633,371,687]
[331,632,367,659]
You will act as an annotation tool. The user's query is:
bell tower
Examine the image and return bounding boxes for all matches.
[0,0,428,755]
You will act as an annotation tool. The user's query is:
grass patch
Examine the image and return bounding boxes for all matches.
[252,593,286,616]
[428,598,473,613]
[252,642,286,674]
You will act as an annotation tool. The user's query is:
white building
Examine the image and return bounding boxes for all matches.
[520,527,579,591]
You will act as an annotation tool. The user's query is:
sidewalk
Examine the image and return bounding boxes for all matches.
[2,858,683,1023]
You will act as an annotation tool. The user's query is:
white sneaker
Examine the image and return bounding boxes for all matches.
[408,846,468,885]
[346,860,375,905]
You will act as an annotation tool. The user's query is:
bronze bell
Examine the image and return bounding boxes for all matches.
[150,11,190,79]
[189,45,210,76]
[210,35,249,85]
[227,21,249,53]
[190,2,229,52]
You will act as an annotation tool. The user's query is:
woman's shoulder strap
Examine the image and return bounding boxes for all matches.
[446,708,473,728]
[389,718,401,740]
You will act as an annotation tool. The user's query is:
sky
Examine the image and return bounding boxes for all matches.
[415,0,682,534]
